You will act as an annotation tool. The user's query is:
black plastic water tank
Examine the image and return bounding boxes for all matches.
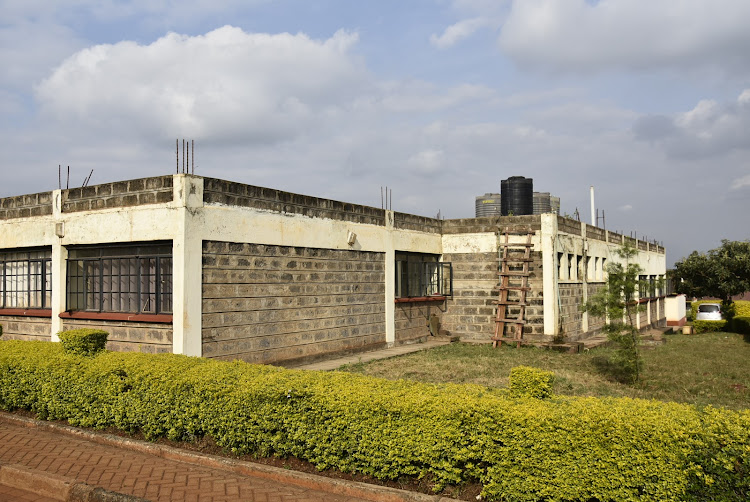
[501,176,533,216]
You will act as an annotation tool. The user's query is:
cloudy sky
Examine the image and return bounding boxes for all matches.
[1,0,748,265]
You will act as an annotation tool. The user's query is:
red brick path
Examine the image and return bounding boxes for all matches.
[0,413,437,502]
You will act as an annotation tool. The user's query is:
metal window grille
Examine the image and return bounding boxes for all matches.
[395,258,452,298]
[66,244,172,314]
[0,249,52,309]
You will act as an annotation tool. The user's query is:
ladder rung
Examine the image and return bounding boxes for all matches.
[495,318,526,324]
[498,242,533,247]
[498,271,530,276]
[493,302,527,307]
[496,286,531,291]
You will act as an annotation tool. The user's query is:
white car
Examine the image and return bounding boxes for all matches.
[695,303,722,321]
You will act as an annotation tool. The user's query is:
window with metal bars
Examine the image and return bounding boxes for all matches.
[0,248,52,309]
[395,252,452,298]
[66,242,172,314]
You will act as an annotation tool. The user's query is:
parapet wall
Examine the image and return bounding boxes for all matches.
[442,215,543,234]
[62,176,173,213]
[0,192,53,220]
[203,177,386,226]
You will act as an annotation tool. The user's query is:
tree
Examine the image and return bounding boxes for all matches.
[583,243,645,384]
[672,240,750,303]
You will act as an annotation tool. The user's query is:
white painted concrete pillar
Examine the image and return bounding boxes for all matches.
[50,189,65,341]
[635,239,641,329]
[171,175,204,357]
[384,210,395,347]
[541,214,559,337]
[580,222,589,334]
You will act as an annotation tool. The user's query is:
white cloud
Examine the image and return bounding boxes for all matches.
[498,0,750,75]
[407,149,445,173]
[633,89,750,158]
[730,174,750,190]
[34,26,364,144]
[430,17,491,49]
[378,81,495,113]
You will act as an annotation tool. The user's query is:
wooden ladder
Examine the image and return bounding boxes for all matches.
[492,229,533,348]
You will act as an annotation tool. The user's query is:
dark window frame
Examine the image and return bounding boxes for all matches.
[66,242,173,315]
[395,253,452,298]
[0,248,52,309]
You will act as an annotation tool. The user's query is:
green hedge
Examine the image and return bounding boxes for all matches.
[0,340,748,501]
[58,329,108,356]
[692,320,728,334]
[732,300,750,316]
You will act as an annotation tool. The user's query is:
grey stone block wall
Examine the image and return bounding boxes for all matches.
[586,283,607,334]
[202,241,386,365]
[202,178,385,226]
[557,216,582,236]
[393,212,441,233]
[441,252,498,341]
[60,319,173,353]
[62,176,173,213]
[441,244,546,343]
[395,302,442,343]
[0,316,51,341]
[0,192,53,220]
[442,216,542,235]
[558,283,585,340]
[585,224,607,242]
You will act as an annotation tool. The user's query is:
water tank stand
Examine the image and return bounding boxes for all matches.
[492,228,533,348]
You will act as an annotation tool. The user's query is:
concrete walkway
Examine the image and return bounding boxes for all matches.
[289,337,454,371]
[0,412,452,502]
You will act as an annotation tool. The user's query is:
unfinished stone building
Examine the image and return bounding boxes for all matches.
[0,174,666,365]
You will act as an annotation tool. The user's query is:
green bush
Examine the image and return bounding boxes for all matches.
[732,316,750,335]
[0,340,748,501]
[732,300,750,318]
[57,329,108,356]
[693,320,728,334]
[508,366,554,399]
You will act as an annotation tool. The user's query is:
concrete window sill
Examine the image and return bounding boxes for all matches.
[0,309,52,318]
[395,296,447,303]
[59,312,173,323]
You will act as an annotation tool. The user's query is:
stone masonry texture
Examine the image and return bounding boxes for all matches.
[61,176,173,213]
[203,178,385,226]
[202,241,386,365]
[0,192,53,220]
[395,301,443,343]
[0,316,52,342]
[60,319,173,354]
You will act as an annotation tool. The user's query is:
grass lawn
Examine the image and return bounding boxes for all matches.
[340,331,750,411]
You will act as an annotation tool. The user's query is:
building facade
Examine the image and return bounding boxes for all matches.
[0,175,667,365]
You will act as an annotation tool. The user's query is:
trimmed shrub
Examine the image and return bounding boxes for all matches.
[0,340,748,501]
[57,329,108,356]
[693,320,728,334]
[732,300,750,318]
[508,366,554,399]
